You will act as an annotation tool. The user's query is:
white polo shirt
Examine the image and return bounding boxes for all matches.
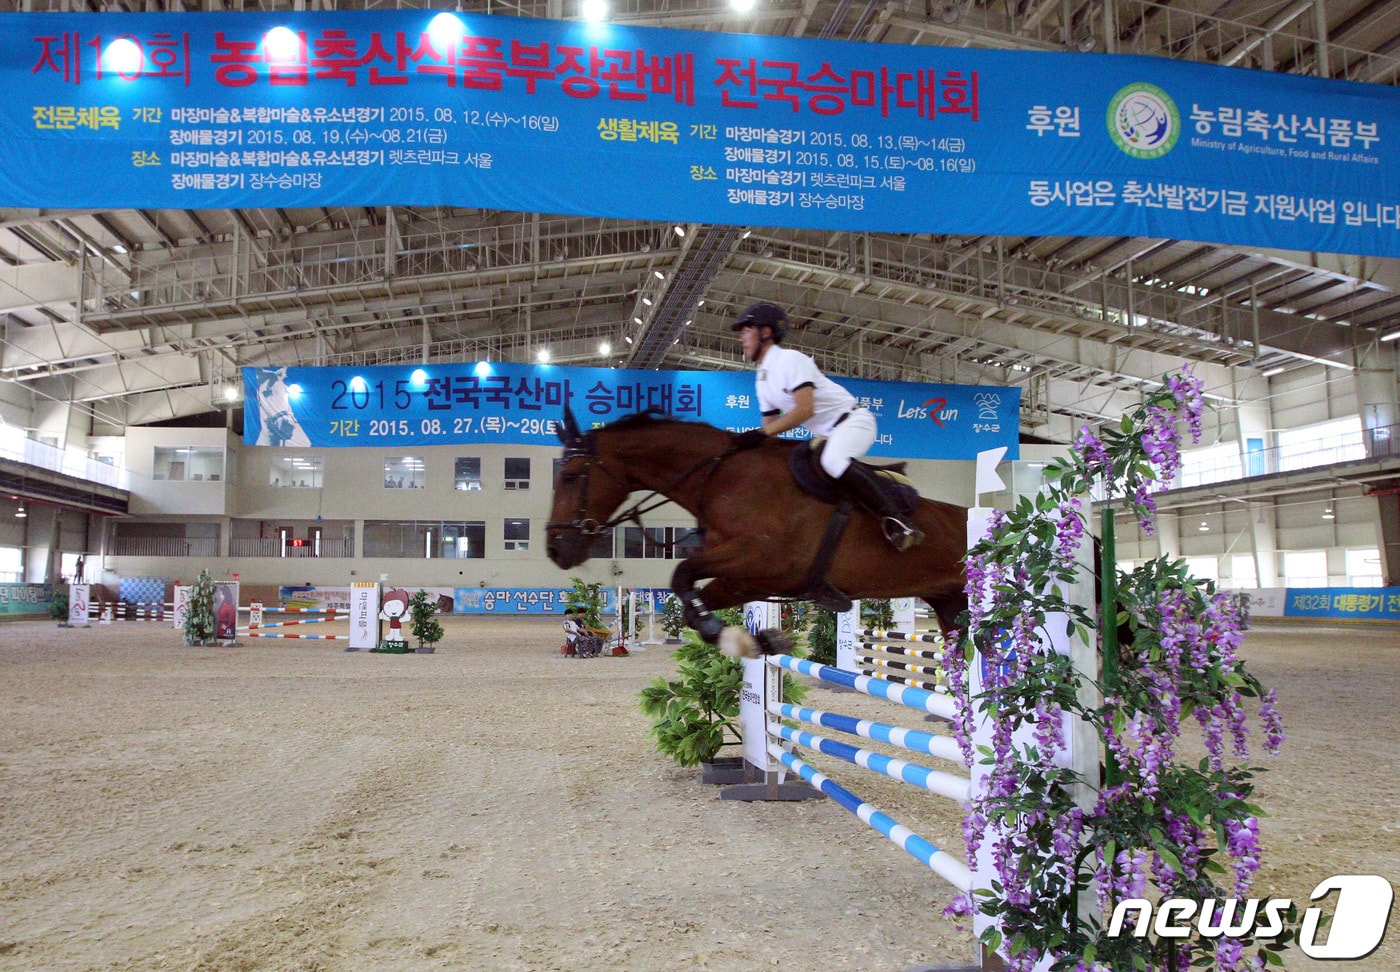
[755,344,857,437]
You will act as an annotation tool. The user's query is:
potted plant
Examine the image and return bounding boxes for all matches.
[183,569,216,646]
[659,594,685,644]
[50,588,69,627]
[639,606,808,783]
[408,589,444,653]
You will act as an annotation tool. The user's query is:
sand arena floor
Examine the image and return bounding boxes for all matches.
[0,616,1395,971]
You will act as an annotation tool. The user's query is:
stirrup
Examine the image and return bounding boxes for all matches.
[882,517,925,552]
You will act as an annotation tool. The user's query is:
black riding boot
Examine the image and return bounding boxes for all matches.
[837,464,925,552]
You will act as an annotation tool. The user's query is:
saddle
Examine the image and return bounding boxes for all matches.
[783,440,922,613]
[787,440,919,516]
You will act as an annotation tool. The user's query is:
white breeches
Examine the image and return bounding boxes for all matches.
[818,407,877,479]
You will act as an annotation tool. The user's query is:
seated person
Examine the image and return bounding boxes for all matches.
[561,608,580,656]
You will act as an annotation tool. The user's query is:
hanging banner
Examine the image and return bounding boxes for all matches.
[172,584,192,629]
[244,362,1018,461]
[348,582,380,650]
[2,13,1400,254]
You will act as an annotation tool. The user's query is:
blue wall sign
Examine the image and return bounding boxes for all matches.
[243,362,1020,461]
[3,12,1400,254]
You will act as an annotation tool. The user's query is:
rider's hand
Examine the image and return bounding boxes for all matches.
[733,428,768,450]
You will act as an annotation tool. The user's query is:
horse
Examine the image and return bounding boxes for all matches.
[546,408,969,658]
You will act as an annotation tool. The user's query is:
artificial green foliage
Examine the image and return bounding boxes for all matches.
[183,568,216,646]
[807,608,837,666]
[49,590,69,622]
[638,607,809,768]
[861,597,894,630]
[564,577,605,629]
[659,594,686,640]
[409,589,444,649]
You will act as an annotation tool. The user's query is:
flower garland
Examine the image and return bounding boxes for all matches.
[946,368,1287,972]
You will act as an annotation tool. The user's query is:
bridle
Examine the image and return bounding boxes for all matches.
[545,426,734,539]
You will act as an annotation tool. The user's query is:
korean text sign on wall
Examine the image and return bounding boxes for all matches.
[243,362,1019,462]
[3,12,1400,255]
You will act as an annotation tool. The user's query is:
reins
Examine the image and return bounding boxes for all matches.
[546,437,741,538]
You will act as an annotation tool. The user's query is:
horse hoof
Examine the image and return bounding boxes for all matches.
[756,629,792,656]
[718,626,759,659]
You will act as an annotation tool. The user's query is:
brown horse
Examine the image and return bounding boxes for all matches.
[546,408,969,657]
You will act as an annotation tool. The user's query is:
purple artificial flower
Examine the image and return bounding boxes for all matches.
[1259,688,1285,753]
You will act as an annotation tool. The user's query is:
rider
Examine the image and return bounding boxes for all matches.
[730,301,924,552]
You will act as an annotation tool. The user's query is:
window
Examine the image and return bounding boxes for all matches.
[1184,556,1219,582]
[504,457,531,490]
[1278,416,1364,472]
[269,455,323,488]
[153,446,223,482]
[504,518,530,551]
[1346,548,1382,587]
[1283,550,1328,587]
[622,526,701,559]
[1229,555,1258,589]
[0,546,21,583]
[384,456,424,489]
[454,457,482,491]
[441,521,486,559]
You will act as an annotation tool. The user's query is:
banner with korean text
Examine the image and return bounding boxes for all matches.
[3,13,1400,255]
[244,362,1018,461]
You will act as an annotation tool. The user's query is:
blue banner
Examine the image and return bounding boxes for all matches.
[454,587,612,615]
[3,13,1400,254]
[1282,587,1400,621]
[243,362,1019,461]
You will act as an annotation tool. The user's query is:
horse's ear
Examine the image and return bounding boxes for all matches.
[559,405,581,444]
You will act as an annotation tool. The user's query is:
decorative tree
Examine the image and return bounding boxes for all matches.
[946,369,1289,971]
[564,577,605,630]
[659,594,686,642]
[183,568,216,646]
[409,589,444,653]
[861,597,894,630]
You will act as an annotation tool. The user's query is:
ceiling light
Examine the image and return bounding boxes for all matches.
[428,13,466,45]
[740,230,752,239]
[223,385,239,402]
[580,0,608,20]
[599,341,611,356]
[673,225,686,238]
[536,348,550,363]
[1261,366,1286,377]
[624,335,633,344]
[1323,507,1335,520]
[642,297,652,306]
[16,504,26,518]
[473,361,492,377]
[730,0,757,11]
[940,4,960,24]
[1077,35,1097,52]
[1381,329,1400,343]
[1199,520,1208,531]
[653,270,665,280]
[697,299,705,307]
[633,316,643,325]
[410,368,428,387]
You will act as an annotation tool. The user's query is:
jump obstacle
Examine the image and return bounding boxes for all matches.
[727,486,1098,971]
[241,603,351,641]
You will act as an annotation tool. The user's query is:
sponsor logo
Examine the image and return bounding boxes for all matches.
[1106,875,1393,959]
[897,397,959,427]
[1107,82,1180,159]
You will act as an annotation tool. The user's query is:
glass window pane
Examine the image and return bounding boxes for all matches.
[384,456,424,489]
[587,528,614,560]
[270,455,322,488]
[504,518,530,551]
[623,526,644,558]
[1283,550,1328,587]
[1346,548,1381,586]
[454,457,482,491]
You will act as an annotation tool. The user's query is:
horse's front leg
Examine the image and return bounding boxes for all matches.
[671,558,787,660]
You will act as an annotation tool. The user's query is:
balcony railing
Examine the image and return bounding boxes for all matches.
[112,537,220,557]
[0,426,128,489]
[229,538,355,558]
[1180,422,1399,490]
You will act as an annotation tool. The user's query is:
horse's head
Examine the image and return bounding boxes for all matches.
[546,407,633,570]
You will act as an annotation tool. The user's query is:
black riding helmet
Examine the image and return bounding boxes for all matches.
[731,301,788,343]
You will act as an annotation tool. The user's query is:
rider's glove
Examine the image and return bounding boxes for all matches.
[733,429,768,450]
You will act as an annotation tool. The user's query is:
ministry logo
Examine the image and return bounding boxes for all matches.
[1107,82,1180,159]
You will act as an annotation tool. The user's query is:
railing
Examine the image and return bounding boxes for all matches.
[1180,421,1399,489]
[0,425,129,490]
[111,537,220,557]
[229,538,355,558]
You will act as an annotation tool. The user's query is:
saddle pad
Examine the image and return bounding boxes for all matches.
[787,441,919,514]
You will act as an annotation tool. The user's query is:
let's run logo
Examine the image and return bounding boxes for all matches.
[1107,874,1394,959]
[1107,82,1181,159]
[896,397,957,427]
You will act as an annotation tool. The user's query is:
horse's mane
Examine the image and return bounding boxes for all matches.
[603,409,714,433]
